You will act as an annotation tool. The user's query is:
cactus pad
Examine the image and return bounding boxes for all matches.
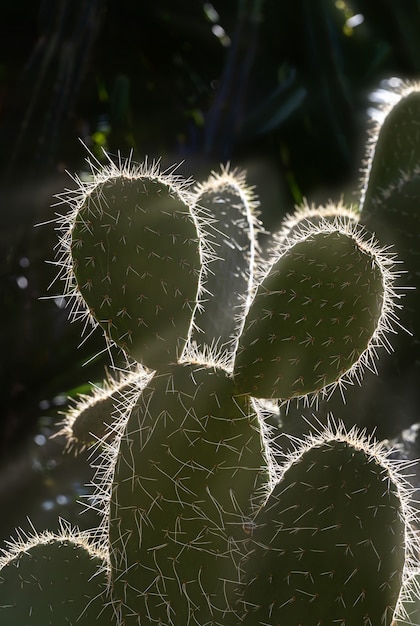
[240,427,409,625]
[109,362,269,625]
[65,158,204,370]
[0,529,111,625]
[185,166,260,370]
[234,220,400,401]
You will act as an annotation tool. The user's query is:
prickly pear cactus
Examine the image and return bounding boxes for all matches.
[109,363,268,625]
[0,525,112,625]
[240,423,417,626]
[234,218,401,401]
[2,77,420,626]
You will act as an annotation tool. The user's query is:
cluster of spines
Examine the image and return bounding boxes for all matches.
[358,80,420,349]
[274,198,360,251]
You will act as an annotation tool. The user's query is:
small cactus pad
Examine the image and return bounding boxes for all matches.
[240,431,407,625]
[0,530,112,625]
[57,366,150,452]
[234,220,398,401]
[70,163,202,369]
[109,362,269,625]
[185,166,259,369]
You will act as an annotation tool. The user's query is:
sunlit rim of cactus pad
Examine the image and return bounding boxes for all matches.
[274,198,360,252]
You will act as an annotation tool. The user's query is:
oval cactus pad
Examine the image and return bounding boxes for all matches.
[234,220,401,401]
[70,161,201,370]
[240,427,409,625]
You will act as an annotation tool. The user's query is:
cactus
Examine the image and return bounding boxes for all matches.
[0,523,112,625]
[239,421,418,625]
[55,364,151,452]
[3,78,420,625]
[233,217,402,402]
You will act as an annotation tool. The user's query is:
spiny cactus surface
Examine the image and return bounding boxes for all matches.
[240,428,411,626]
[233,220,400,402]
[69,163,204,370]
[0,529,111,625]
[109,362,269,625]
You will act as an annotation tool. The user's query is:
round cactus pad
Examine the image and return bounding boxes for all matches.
[0,534,111,625]
[241,437,406,625]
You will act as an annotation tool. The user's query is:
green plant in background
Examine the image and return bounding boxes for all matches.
[1,80,420,625]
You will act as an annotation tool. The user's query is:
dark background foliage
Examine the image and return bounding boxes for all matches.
[1,0,420,542]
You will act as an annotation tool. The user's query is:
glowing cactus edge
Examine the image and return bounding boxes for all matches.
[2,80,420,625]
